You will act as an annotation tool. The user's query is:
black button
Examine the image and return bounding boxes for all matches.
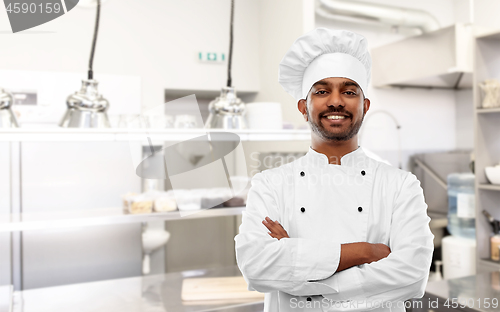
[358,207,363,212]
[361,170,366,176]
[300,171,305,177]
[301,207,305,213]
[307,297,312,301]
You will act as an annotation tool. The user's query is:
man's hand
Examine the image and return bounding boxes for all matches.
[263,216,289,240]
[337,242,391,272]
[261,217,390,271]
[367,243,391,263]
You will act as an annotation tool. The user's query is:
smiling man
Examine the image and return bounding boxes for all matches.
[234,28,434,312]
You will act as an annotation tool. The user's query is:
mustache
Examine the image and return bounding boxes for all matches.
[320,107,352,118]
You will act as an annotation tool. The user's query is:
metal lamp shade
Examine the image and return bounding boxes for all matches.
[205,87,246,129]
[0,88,19,128]
[59,79,110,128]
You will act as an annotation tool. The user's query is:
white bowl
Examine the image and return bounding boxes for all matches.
[142,230,171,253]
[485,166,500,185]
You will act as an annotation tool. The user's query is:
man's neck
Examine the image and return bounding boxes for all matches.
[310,136,359,165]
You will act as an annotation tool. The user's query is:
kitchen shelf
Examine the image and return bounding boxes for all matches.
[480,258,500,265]
[478,183,500,191]
[478,258,500,273]
[0,207,245,232]
[0,128,311,142]
[476,107,500,114]
[473,29,500,273]
[164,87,258,99]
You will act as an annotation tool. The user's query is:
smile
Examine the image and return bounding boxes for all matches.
[325,115,346,120]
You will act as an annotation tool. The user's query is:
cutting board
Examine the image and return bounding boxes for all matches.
[181,276,265,302]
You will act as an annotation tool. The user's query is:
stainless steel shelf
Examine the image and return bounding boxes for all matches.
[479,258,500,271]
[0,128,311,142]
[480,258,500,265]
[476,107,500,114]
[478,183,500,191]
[0,207,245,232]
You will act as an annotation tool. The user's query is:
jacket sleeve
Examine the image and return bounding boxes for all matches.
[234,172,342,296]
[319,172,434,306]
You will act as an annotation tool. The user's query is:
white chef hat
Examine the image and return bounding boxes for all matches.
[278,28,371,101]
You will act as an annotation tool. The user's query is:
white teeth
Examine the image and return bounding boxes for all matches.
[326,115,346,120]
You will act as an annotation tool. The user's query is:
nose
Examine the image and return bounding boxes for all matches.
[327,89,344,108]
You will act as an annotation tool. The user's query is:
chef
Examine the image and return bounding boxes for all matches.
[234,28,434,312]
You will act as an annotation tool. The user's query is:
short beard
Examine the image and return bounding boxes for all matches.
[306,107,365,142]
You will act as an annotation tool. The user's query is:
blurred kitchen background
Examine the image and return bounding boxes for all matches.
[1,0,500,311]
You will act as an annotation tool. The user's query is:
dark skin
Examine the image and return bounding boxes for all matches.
[263,77,391,273]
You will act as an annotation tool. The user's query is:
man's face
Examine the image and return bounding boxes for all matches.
[298,77,370,142]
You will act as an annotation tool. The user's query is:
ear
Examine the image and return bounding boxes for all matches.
[363,98,370,116]
[298,99,308,121]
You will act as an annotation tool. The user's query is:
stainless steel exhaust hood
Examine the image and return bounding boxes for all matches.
[371,24,473,90]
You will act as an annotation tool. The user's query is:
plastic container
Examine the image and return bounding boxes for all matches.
[126,194,153,214]
[153,191,177,212]
[447,173,476,239]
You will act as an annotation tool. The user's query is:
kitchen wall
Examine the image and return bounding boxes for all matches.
[456,89,474,150]
[474,0,500,30]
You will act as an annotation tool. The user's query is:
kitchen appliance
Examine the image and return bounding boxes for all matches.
[205,87,246,129]
[60,0,110,128]
[59,80,110,128]
[0,88,19,128]
[205,0,246,129]
[372,24,474,89]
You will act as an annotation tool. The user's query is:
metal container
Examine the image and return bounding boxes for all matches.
[0,88,19,128]
[205,87,246,129]
[59,79,110,128]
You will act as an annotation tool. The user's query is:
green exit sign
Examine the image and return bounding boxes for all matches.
[198,52,226,63]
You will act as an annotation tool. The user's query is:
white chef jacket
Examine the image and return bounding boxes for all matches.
[234,146,434,312]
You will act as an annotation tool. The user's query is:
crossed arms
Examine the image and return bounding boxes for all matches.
[234,171,434,302]
[263,216,391,273]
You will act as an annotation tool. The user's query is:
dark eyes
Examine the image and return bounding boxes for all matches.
[314,90,357,95]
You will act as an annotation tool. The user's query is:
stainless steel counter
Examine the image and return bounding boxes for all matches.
[16,265,500,312]
[12,266,263,312]
[423,271,500,312]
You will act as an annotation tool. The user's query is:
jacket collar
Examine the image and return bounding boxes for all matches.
[305,145,369,168]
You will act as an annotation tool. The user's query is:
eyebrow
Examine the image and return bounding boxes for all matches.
[342,81,360,88]
[312,80,329,87]
[311,80,360,89]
